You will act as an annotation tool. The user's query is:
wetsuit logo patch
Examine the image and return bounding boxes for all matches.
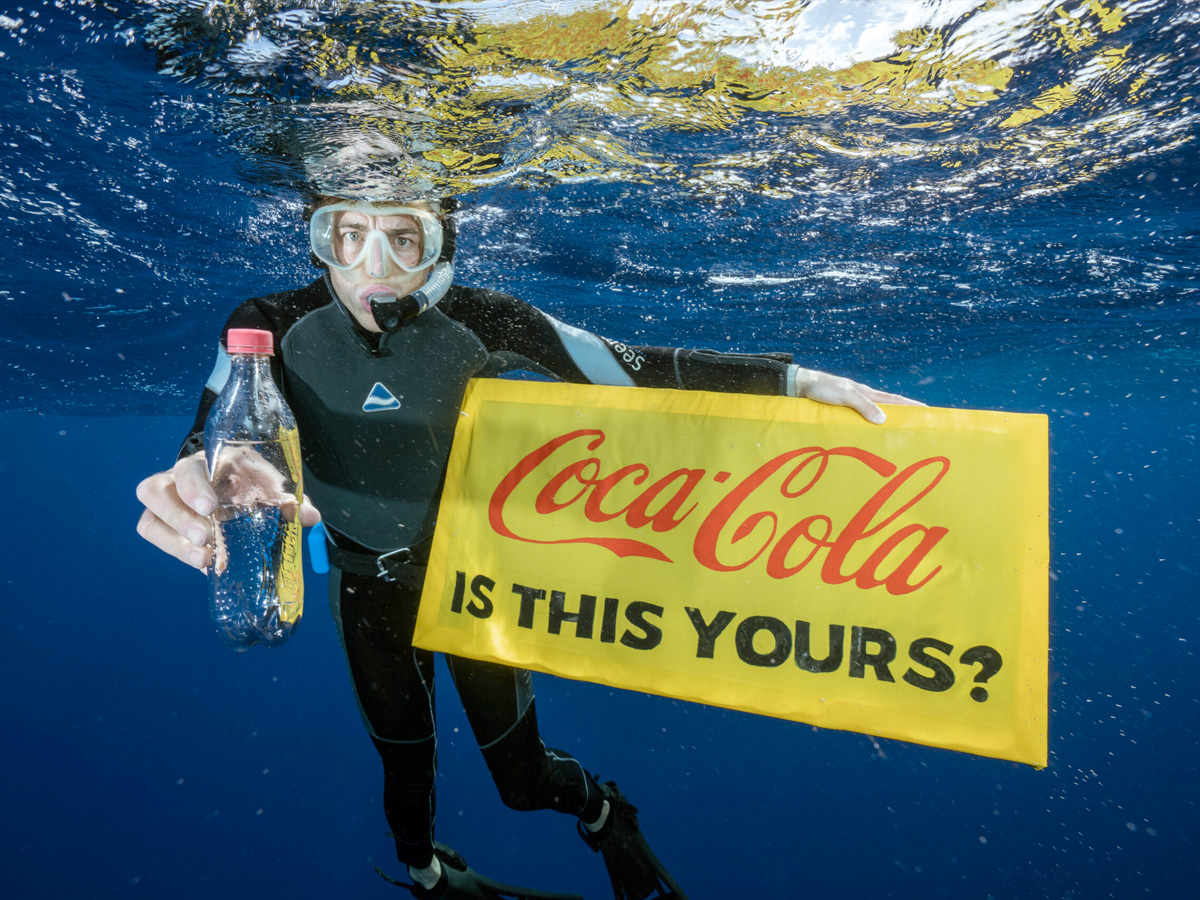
[363,382,401,412]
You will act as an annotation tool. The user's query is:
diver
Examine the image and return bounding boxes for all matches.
[136,196,920,899]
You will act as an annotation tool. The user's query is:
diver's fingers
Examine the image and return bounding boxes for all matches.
[172,451,217,517]
[839,386,887,425]
[794,370,887,424]
[793,368,928,424]
[271,493,321,526]
[857,385,927,408]
[136,456,213,552]
[299,496,322,528]
[136,506,211,570]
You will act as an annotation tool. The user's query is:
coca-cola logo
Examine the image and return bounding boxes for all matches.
[488,428,950,596]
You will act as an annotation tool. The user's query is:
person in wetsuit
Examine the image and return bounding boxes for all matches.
[136,197,920,899]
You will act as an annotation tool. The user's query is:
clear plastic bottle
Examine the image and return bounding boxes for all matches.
[204,328,303,651]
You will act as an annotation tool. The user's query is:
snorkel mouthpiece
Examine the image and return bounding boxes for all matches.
[369,291,420,332]
[366,261,455,333]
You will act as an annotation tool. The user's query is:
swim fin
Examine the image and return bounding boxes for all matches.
[377,842,583,900]
[578,780,689,900]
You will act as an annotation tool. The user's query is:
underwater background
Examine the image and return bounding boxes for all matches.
[1,1,1197,896]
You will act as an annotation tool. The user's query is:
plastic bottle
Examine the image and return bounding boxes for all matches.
[204,328,303,651]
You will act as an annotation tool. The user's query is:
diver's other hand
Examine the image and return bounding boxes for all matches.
[136,450,321,570]
[791,367,925,424]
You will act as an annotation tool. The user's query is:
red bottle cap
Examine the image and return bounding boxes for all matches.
[225,328,274,356]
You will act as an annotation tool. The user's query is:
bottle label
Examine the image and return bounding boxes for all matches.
[276,424,304,628]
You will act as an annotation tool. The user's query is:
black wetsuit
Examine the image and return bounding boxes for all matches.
[182,275,793,866]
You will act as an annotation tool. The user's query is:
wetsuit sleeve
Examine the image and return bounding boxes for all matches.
[441,287,793,395]
[177,299,286,460]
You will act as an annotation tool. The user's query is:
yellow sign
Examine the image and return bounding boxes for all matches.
[414,380,1049,767]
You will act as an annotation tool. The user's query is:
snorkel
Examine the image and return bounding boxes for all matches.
[367,260,454,332]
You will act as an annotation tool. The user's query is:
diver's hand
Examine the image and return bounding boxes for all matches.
[207,444,311,575]
[136,452,217,569]
[792,367,925,424]
[208,444,300,522]
[136,450,320,570]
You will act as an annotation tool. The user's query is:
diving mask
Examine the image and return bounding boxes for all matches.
[309,202,443,277]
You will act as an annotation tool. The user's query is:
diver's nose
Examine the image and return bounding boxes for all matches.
[366,231,389,278]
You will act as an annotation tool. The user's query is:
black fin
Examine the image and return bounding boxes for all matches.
[377,843,583,900]
[579,781,689,900]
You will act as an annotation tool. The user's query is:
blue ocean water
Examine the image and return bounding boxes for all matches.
[1,1,1197,897]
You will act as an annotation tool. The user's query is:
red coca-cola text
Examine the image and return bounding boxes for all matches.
[487,429,949,595]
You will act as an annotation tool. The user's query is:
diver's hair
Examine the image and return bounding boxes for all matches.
[303,195,458,268]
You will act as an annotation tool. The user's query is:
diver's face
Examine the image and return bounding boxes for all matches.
[326,209,432,332]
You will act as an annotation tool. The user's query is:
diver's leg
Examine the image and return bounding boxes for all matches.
[448,656,689,899]
[329,567,438,868]
[446,655,605,820]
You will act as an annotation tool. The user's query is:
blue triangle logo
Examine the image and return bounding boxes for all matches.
[363,382,401,412]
